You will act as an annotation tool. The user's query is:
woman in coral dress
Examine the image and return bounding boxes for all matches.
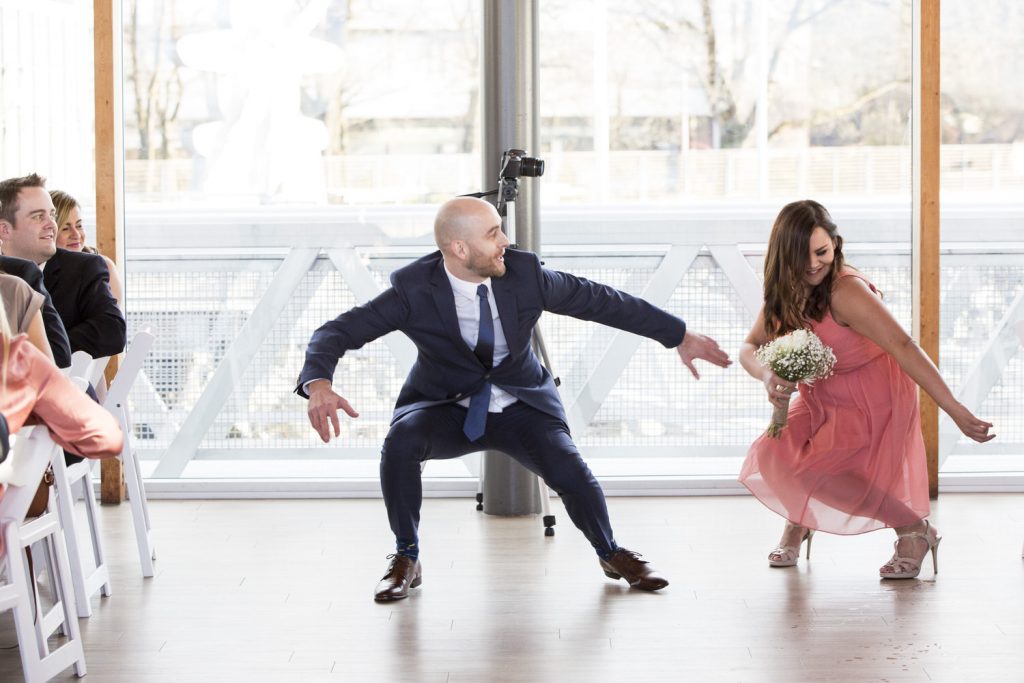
[738,200,994,579]
[1,304,123,490]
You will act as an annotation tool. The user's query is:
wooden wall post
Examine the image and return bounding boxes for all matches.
[94,0,127,503]
[913,0,941,499]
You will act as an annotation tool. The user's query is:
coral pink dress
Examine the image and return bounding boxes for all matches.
[2,335,123,458]
[1,335,123,554]
[739,269,929,534]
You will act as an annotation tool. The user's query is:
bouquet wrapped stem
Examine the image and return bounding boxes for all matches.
[755,329,836,438]
[768,402,790,438]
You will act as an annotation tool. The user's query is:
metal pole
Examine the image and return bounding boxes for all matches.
[480,0,541,515]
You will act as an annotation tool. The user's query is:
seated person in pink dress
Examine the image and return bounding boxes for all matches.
[738,200,994,579]
[1,304,123,469]
[1,302,122,560]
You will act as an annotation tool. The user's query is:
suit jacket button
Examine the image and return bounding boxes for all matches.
[454,393,463,399]
[484,373,491,379]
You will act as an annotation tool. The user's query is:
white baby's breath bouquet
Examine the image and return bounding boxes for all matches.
[755,329,836,437]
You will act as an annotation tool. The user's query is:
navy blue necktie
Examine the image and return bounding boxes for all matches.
[463,284,493,442]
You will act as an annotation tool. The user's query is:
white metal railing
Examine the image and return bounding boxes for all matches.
[119,202,1024,480]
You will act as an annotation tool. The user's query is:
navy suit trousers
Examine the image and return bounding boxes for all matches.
[380,401,617,559]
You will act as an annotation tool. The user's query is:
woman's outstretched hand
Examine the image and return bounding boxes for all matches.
[948,403,995,443]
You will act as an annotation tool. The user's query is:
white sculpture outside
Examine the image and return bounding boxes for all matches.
[177,0,343,203]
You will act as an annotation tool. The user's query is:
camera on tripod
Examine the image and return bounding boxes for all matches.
[499,149,545,180]
[497,148,544,215]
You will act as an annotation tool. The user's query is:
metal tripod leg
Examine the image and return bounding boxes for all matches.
[538,475,555,536]
[533,324,557,536]
[475,451,485,511]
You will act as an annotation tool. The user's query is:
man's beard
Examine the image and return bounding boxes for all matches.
[467,250,506,279]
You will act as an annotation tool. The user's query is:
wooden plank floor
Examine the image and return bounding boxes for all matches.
[1,493,1022,682]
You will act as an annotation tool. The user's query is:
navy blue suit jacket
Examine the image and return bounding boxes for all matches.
[297,249,686,424]
[43,249,126,359]
[0,255,72,368]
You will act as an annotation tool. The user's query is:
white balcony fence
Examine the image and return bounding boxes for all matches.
[119,202,1024,487]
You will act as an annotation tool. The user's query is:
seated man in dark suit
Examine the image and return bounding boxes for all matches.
[0,173,126,360]
[0,254,72,368]
[2,173,126,466]
[299,197,732,601]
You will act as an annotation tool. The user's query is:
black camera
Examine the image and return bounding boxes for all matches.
[499,148,545,180]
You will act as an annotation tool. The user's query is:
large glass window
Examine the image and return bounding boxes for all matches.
[122,0,915,484]
[120,0,482,482]
[123,0,481,206]
[536,0,912,481]
[5,1,1016,488]
[939,2,1024,476]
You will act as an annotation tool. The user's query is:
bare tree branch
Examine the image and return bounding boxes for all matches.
[769,78,907,138]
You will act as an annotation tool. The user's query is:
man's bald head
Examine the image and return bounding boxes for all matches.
[434,197,501,254]
[433,196,509,282]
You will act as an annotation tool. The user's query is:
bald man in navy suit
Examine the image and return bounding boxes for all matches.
[299,197,731,601]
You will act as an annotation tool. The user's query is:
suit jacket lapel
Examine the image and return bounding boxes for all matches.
[42,250,62,292]
[492,277,520,354]
[429,260,477,359]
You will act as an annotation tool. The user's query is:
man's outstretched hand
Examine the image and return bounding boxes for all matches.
[306,379,360,443]
[676,331,732,379]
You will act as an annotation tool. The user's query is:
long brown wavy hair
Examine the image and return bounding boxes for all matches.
[762,199,845,338]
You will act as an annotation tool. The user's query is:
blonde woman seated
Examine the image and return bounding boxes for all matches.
[50,190,124,310]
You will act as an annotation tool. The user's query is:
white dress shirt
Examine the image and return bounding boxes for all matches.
[443,263,517,413]
[304,261,519,414]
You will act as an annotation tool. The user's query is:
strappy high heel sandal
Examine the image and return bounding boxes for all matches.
[879,520,942,579]
[768,522,814,567]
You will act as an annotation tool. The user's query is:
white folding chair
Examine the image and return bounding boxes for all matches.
[0,426,88,681]
[68,350,110,403]
[103,328,158,577]
[50,381,113,616]
[46,363,115,617]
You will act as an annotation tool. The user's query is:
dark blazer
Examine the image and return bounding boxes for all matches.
[298,249,686,424]
[42,248,126,359]
[0,254,72,368]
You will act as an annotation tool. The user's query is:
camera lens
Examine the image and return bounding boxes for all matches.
[520,157,545,177]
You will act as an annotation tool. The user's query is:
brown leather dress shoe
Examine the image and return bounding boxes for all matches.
[599,548,669,591]
[374,554,422,601]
